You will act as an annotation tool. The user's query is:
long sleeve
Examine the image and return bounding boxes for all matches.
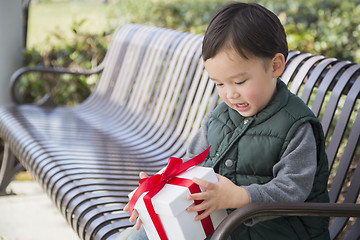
[241,122,317,225]
[243,122,317,203]
[183,113,211,162]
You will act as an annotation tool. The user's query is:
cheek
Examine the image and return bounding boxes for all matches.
[246,80,272,103]
[244,88,260,104]
[246,85,272,109]
[217,88,228,102]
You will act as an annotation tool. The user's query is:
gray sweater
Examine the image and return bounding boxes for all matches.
[184,112,317,224]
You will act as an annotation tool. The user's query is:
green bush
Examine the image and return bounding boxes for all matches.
[110,0,360,62]
[107,0,224,33]
[21,20,111,105]
[22,0,360,105]
[264,0,360,62]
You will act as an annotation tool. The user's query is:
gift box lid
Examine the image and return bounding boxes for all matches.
[129,166,218,217]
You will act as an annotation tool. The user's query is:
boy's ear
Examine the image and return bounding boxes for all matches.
[271,53,285,78]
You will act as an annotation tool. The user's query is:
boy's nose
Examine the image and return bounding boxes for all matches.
[226,87,240,99]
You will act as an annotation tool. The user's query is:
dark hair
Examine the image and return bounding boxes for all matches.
[202,2,288,61]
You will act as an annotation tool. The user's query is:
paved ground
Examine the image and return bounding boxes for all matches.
[0,181,79,240]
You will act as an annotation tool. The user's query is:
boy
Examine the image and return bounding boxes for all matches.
[121,2,330,239]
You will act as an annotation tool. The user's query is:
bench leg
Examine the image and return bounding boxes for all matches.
[0,143,25,196]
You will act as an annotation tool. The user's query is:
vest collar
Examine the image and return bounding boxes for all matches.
[249,78,289,126]
[225,78,289,127]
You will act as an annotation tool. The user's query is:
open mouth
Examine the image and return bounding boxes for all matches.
[234,103,250,112]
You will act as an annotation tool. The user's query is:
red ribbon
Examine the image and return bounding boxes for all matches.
[167,177,215,237]
[128,147,212,240]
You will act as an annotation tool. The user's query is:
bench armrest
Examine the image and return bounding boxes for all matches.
[210,202,360,240]
[10,63,104,104]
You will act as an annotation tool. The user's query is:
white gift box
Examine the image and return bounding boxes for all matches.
[128,166,228,240]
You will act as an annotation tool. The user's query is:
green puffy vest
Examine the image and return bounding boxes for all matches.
[203,79,330,240]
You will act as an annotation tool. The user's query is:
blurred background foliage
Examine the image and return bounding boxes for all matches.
[22,19,110,105]
[21,0,360,105]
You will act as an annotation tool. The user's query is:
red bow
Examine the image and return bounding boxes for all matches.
[128,147,211,239]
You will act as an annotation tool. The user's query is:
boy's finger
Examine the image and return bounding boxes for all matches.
[192,177,213,189]
[187,191,207,201]
[139,171,149,179]
[123,202,129,212]
[129,209,139,223]
[187,201,208,213]
[194,208,213,221]
[135,218,143,230]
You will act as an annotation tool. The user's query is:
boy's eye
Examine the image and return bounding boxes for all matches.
[235,80,247,85]
[216,83,224,86]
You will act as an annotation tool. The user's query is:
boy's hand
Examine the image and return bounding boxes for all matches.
[186,174,250,221]
[123,171,149,230]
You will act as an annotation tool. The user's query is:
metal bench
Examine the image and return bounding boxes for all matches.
[0,24,359,240]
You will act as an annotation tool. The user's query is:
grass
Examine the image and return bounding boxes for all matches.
[27,0,117,48]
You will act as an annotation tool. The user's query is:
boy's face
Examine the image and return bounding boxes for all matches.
[204,49,284,117]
